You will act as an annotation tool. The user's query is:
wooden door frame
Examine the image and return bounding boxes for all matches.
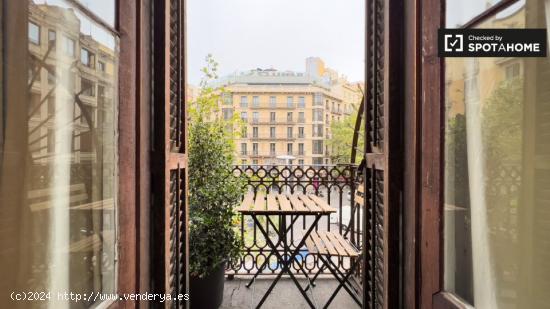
[150,0,189,307]
[362,1,405,308]
[115,0,152,307]
[402,0,446,308]
[402,1,533,309]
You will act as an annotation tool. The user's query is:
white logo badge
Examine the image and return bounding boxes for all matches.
[444,34,463,52]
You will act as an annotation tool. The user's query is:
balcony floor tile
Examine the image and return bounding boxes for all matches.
[222,277,359,309]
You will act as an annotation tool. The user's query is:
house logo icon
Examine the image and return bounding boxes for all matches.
[444,34,463,52]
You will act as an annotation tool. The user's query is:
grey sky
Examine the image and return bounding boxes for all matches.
[187,0,365,86]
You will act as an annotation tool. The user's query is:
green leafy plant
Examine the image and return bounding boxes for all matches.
[189,55,245,278]
[327,105,364,163]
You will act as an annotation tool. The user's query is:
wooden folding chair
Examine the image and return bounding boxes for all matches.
[304,182,365,308]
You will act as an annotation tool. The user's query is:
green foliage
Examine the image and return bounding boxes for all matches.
[482,77,523,168]
[327,106,363,163]
[189,55,246,278]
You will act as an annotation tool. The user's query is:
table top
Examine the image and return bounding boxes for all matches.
[236,192,336,215]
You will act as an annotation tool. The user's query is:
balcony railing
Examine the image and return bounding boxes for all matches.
[227,164,363,277]
[248,103,297,109]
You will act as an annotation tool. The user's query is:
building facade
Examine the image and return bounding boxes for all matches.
[215,58,362,166]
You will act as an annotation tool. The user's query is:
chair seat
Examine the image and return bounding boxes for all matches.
[306,230,360,257]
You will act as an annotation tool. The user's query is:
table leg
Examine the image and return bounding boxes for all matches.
[252,214,322,309]
[246,215,284,288]
[265,215,314,283]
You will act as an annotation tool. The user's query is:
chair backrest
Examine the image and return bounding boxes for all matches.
[28,183,88,212]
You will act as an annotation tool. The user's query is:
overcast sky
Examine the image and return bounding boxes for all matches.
[187,0,365,86]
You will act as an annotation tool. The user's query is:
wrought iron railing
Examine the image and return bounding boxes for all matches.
[227,164,363,276]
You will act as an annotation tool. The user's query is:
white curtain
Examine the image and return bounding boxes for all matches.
[464,60,497,308]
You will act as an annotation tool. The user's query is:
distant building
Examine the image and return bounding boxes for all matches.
[213,58,363,166]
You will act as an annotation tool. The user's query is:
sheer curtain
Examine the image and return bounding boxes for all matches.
[463,58,497,308]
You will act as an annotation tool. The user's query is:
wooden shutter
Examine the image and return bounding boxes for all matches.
[152,0,189,308]
[363,0,403,308]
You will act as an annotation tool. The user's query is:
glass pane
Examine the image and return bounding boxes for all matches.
[76,0,116,27]
[446,0,523,27]
[444,0,550,307]
[0,1,118,307]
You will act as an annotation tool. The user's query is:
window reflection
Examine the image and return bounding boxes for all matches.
[0,1,118,308]
[444,0,550,308]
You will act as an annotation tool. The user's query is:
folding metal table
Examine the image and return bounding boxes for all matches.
[237,192,336,308]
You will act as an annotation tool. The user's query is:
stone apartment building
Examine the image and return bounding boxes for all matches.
[214,57,362,166]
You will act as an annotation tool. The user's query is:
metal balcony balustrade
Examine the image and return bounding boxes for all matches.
[247,118,300,125]
[249,135,299,141]
[227,164,363,278]
[245,102,299,109]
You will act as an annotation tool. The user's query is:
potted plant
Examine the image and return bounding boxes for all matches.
[188,55,245,309]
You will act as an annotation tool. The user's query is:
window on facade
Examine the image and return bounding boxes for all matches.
[222,108,233,120]
[270,112,276,122]
[298,127,304,138]
[48,29,56,47]
[80,48,95,68]
[270,127,276,138]
[269,96,276,107]
[287,96,293,108]
[287,112,293,122]
[0,1,119,306]
[444,1,550,307]
[270,143,276,155]
[241,143,247,155]
[298,96,305,108]
[252,143,258,155]
[298,159,304,166]
[298,112,305,123]
[98,60,106,72]
[252,126,258,138]
[313,93,322,106]
[47,65,56,85]
[252,111,259,123]
[312,140,323,154]
[312,157,323,165]
[252,95,259,107]
[240,96,248,108]
[29,60,41,83]
[29,22,40,45]
[312,124,323,137]
[241,126,247,138]
[241,111,248,122]
[287,127,293,138]
[81,78,96,97]
[29,93,41,118]
[64,36,75,57]
[313,109,323,122]
[287,143,293,155]
[222,93,233,105]
[298,143,304,155]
